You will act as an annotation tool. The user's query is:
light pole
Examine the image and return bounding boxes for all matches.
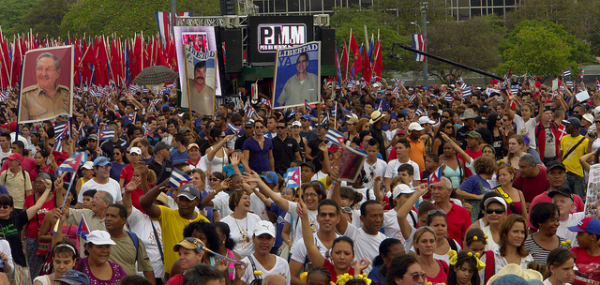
[421,1,428,85]
[171,0,177,36]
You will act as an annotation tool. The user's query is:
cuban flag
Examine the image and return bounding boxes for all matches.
[54,121,70,139]
[129,85,138,92]
[321,113,329,124]
[412,34,426,62]
[263,132,273,139]
[285,167,301,189]
[98,129,115,140]
[460,82,468,90]
[0,91,9,102]
[415,108,424,118]
[57,152,88,176]
[510,86,520,96]
[444,94,454,102]
[304,99,312,112]
[596,78,600,90]
[427,166,444,184]
[485,88,501,97]
[326,128,346,147]
[461,89,472,97]
[155,12,194,44]
[77,217,90,241]
[332,103,338,120]
[566,81,574,88]
[247,106,257,119]
[579,70,584,79]
[227,122,241,134]
[563,69,571,77]
[53,137,64,153]
[168,168,192,188]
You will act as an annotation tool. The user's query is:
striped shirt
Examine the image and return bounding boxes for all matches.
[524,234,571,265]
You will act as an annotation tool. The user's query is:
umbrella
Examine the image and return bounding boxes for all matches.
[133,65,178,86]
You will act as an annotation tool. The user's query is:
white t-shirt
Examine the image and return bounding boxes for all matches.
[241,254,291,285]
[0,239,14,274]
[353,186,377,205]
[127,207,164,278]
[212,192,233,217]
[382,209,418,245]
[558,212,585,247]
[385,159,421,184]
[249,193,269,220]
[290,234,338,265]
[77,178,123,204]
[285,201,319,243]
[544,279,571,285]
[221,213,262,259]
[513,114,538,148]
[343,223,387,274]
[363,159,388,190]
[0,149,10,163]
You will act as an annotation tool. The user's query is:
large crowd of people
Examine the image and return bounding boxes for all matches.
[0,75,597,285]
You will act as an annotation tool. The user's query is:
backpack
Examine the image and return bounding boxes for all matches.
[126,231,140,260]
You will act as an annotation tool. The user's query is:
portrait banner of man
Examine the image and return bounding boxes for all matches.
[184,44,216,116]
[18,46,74,123]
[273,41,320,108]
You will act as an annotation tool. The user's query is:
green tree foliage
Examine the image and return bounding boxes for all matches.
[12,0,76,39]
[426,16,503,83]
[496,20,593,79]
[505,0,600,55]
[0,0,40,38]
[60,0,220,38]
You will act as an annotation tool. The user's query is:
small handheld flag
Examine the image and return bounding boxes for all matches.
[98,129,115,140]
[427,166,444,185]
[168,168,192,188]
[326,129,346,147]
[285,167,301,189]
[77,217,89,241]
[562,69,571,77]
[227,122,241,134]
[579,70,585,79]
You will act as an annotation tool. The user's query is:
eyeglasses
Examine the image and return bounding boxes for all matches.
[302,193,319,198]
[410,272,427,282]
[277,126,286,129]
[209,178,221,182]
[0,205,10,209]
[485,208,506,215]
[444,126,452,129]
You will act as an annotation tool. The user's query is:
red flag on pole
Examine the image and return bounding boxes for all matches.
[340,42,349,81]
[362,48,371,83]
[349,30,362,74]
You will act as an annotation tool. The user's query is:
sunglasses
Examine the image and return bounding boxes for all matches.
[277,126,286,129]
[181,237,203,253]
[341,206,352,214]
[0,205,10,209]
[209,178,221,182]
[410,272,427,282]
[485,208,506,215]
[595,121,600,124]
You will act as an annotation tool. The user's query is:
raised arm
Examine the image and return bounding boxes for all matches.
[123,177,141,217]
[139,180,169,219]
[440,132,473,165]
[208,135,234,162]
[579,149,598,173]
[331,180,349,234]
[298,199,325,267]
[396,184,427,239]
[244,171,290,212]
[26,179,52,221]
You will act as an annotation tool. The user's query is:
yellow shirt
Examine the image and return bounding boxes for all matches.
[154,205,209,274]
[560,134,588,177]
[0,168,32,209]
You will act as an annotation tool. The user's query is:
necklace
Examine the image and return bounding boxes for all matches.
[234,216,250,243]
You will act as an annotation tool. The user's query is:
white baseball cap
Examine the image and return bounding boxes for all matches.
[129,147,142,155]
[82,161,94,170]
[408,122,424,131]
[393,184,415,198]
[254,220,276,238]
[292,121,302,127]
[418,116,435,125]
[86,230,116,246]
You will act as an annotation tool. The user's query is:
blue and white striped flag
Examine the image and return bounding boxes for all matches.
[409,94,417,102]
[227,122,241,134]
[566,81,574,88]
[562,69,571,77]
[129,85,138,92]
[325,128,346,147]
[460,82,468,90]
[54,121,69,138]
[596,78,600,90]
[53,137,64,153]
[415,108,424,118]
[285,167,301,189]
[98,129,115,140]
[304,99,312,112]
[321,113,329,124]
[168,168,192,188]
[461,89,472,97]
[444,94,454,102]
[263,132,273,139]
[510,86,520,95]
[332,103,338,120]
[56,152,88,176]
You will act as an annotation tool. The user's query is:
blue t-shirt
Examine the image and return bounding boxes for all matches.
[141,156,154,165]
[269,203,287,248]
[368,264,384,285]
[242,137,272,173]
[459,174,492,195]
[197,190,214,222]
[222,163,244,177]
[170,149,189,163]
[110,162,127,181]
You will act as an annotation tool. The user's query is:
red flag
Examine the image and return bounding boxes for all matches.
[340,42,349,81]
[349,31,362,73]
[373,36,383,81]
[10,36,23,87]
[81,44,98,85]
[362,48,371,83]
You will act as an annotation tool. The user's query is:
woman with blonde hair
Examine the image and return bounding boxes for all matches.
[128,166,157,211]
[494,164,527,219]
[413,227,449,285]
[494,214,533,273]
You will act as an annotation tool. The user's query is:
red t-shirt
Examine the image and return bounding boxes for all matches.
[120,164,135,184]
[571,247,600,285]
[513,165,550,203]
[23,194,55,238]
[324,259,356,283]
[427,259,449,285]
[436,201,472,245]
